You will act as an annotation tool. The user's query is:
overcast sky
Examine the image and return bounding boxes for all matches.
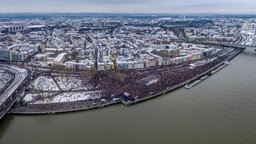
[0,0,256,14]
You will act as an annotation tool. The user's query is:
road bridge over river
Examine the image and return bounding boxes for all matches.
[188,41,256,53]
[0,64,29,120]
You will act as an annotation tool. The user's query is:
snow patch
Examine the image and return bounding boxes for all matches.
[30,91,103,104]
[33,76,60,91]
[55,76,90,90]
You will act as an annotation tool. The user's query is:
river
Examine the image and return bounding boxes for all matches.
[0,52,256,144]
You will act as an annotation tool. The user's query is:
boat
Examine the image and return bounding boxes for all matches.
[185,62,230,89]
[210,64,225,74]
[184,80,201,89]
[200,75,209,81]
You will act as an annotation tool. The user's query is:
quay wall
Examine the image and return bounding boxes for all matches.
[10,100,121,115]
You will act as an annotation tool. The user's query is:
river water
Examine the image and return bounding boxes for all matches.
[0,52,256,144]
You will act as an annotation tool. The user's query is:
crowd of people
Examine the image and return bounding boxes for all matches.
[92,48,242,100]
[7,48,242,114]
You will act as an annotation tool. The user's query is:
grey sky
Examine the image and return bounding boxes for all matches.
[0,0,256,14]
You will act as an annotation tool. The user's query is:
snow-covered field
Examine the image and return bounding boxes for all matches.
[23,92,56,102]
[23,91,103,104]
[25,75,100,104]
[55,76,91,90]
[23,93,39,102]
[33,76,60,91]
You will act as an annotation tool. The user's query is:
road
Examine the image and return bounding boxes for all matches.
[0,64,28,119]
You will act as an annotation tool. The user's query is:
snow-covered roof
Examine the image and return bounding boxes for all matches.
[27,25,46,28]
[54,53,66,62]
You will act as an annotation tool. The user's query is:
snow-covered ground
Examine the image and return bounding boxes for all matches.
[33,76,60,91]
[23,91,103,104]
[23,93,39,102]
[26,75,99,104]
[55,76,91,90]
[23,92,56,102]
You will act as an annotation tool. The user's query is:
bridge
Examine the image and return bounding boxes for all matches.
[0,64,29,120]
[220,43,256,53]
[187,41,256,53]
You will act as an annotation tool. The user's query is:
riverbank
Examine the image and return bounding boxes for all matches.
[10,99,121,114]
[10,49,243,114]
[123,48,242,105]
[2,51,256,144]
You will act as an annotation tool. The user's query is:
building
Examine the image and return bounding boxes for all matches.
[53,53,66,66]
[27,25,46,31]
[93,20,105,28]
[171,50,180,58]
[0,44,40,62]
[12,52,25,61]
[1,23,25,34]
[8,44,40,53]
[0,49,11,61]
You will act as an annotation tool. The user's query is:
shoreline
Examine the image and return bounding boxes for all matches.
[122,49,242,105]
[10,49,243,115]
[10,100,121,115]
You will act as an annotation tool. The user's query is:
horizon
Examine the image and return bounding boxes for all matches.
[0,12,256,16]
[1,0,256,14]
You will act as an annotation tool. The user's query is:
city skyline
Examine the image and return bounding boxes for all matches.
[1,1,256,143]
[0,0,256,14]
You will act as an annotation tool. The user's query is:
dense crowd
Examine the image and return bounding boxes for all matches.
[5,48,242,114]
[92,48,242,99]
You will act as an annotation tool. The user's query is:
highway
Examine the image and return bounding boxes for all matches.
[0,64,28,120]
